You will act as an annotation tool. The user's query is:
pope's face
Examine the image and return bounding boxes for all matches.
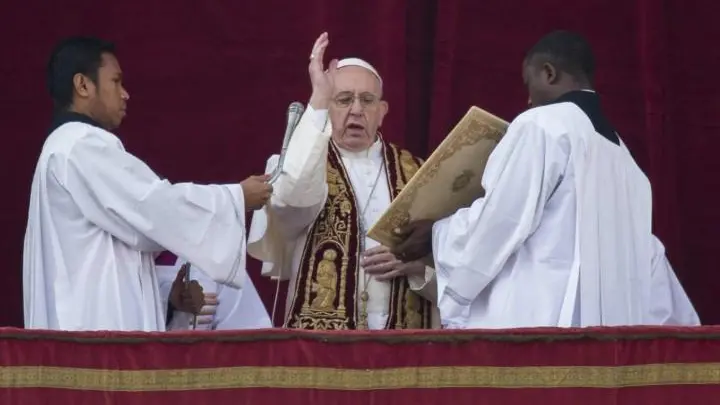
[329,66,388,152]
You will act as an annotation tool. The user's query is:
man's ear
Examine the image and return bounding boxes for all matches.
[73,73,93,98]
[543,62,559,85]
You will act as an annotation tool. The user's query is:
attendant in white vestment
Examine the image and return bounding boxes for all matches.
[154,252,272,330]
[248,32,439,330]
[23,36,272,331]
[394,31,699,329]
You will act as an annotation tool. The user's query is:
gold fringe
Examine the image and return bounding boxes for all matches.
[1,363,719,391]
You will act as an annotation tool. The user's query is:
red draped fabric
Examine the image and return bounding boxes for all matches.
[2,327,720,404]
[1,0,719,327]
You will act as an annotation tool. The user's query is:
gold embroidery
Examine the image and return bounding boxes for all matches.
[310,249,338,311]
[399,149,419,183]
[403,290,423,329]
[390,144,426,329]
[385,210,412,232]
[391,144,405,191]
[3,363,719,391]
[357,290,369,330]
[288,153,355,330]
[382,146,421,237]
[326,166,346,197]
[394,282,405,329]
[288,140,429,330]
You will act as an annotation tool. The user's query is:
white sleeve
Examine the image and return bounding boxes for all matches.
[62,133,247,288]
[432,118,569,327]
[647,236,700,326]
[271,105,331,208]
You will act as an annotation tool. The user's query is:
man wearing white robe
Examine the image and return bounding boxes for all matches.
[248,32,439,329]
[394,31,699,329]
[155,252,272,330]
[24,36,272,331]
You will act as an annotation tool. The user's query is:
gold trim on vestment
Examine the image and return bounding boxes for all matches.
[285,136,431,330]
[2,363,720,391]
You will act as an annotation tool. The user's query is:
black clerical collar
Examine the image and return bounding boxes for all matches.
[48,111,105,135]
[547,90,620,145]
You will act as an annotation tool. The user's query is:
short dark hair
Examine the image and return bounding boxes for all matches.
[525,31,595,82]
[46,36,116,110]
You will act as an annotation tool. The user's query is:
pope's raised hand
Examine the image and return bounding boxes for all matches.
[241,174,272,211]
[308,32,338,110]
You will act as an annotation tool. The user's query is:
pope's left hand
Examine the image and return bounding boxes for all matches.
[361,245,425,281]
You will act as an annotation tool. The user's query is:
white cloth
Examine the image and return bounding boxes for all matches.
[248,106,436,329]
[155,253,272,330]
[648,237,700,325]
[432,101,699,329]
[24,122,248,331]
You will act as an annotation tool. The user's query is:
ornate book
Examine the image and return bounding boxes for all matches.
[367,106,509,248]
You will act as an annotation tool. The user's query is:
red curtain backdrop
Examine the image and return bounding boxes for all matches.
[1,0,718,327]
[2,326,720,404]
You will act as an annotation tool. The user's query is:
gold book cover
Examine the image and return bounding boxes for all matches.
[368,106,509,248]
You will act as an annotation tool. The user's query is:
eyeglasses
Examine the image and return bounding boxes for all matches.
[333,92,380,109]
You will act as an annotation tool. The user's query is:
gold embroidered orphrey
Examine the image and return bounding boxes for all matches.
[285,137,432,330]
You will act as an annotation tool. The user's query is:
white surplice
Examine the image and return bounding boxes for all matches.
[24,122,248,331]
[248,106,438,329]
[155,253,272,330]
[432,102,699,329]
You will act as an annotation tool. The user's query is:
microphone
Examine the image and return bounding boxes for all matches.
[287,101,305,128]
[269,101,305,184]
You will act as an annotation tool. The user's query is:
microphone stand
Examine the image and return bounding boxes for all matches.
[182,262,198,330]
